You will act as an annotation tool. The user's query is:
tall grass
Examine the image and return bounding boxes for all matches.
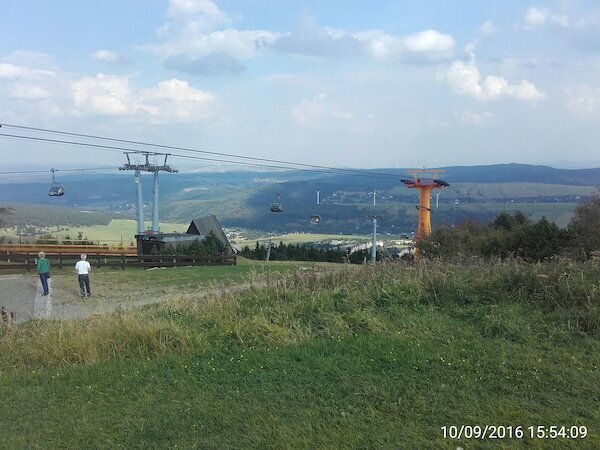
[1,259,598,371]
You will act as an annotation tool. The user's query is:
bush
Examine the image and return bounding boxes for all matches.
[419,212,570,262]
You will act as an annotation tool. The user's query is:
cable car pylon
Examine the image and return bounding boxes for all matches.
[401,169,449,242]
[119,151,178,235]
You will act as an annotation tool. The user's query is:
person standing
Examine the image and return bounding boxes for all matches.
[75,254,92,297]
[36,251,50,296]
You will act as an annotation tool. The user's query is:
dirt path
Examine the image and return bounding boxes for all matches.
[0,272,185,322]
[0,274,36,323]
[1,266,324,323]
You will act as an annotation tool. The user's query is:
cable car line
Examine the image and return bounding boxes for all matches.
[0,131,405,182]
[0,167,117,176]
[0,123,402,181]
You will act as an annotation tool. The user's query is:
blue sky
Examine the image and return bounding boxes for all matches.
[1,0,599,169]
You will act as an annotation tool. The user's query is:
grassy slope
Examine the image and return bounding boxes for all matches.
[0,261,598,449]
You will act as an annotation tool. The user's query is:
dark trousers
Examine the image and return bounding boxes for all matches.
[39,272,49,295]
[78,274,91,296]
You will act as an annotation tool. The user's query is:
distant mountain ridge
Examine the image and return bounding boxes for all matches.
[0,163,597,234]
[437,163,600,186]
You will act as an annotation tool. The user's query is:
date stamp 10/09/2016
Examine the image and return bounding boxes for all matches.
[441,425,588,441]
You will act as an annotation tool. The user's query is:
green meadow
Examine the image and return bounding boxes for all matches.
[0,259,598,448]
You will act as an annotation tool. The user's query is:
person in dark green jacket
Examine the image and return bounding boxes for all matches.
[36,251,50,296]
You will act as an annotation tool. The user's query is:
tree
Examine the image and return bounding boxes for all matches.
[568,189,600,259]
[0,206,14,227]
[419,212,567,261]
[514,217,565,261]
[493,211,516,230]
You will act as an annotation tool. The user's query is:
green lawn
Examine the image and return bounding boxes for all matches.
[46,257,347,308]
[0,260,598,448]
[54,257,336,289]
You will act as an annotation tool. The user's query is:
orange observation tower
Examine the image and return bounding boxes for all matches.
[401,170,449,241]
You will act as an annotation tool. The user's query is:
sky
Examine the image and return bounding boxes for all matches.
[1,0,600,170]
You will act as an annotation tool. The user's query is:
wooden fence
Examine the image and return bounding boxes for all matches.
[0,252,236,271]
[0,243,137,256]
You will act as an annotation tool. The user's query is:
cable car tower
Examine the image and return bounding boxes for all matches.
[119,152,178,235]
[401,169,449,241]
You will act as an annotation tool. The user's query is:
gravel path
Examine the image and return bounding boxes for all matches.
[0,272,172,323]
[1,268,296,323]
[0,273,51,323]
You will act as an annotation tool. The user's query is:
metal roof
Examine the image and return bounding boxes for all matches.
[186,215,232,253]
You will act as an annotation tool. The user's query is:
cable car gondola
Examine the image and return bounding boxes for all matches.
[270,193,283,213]
[310,205,321,224]
[48,168,64,197]
[310,192,321,223]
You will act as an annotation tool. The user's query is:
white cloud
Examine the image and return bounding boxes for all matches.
[70,73,214,122]
[155,28,278,60]
[442,60,545,102]
[523,6,574,30]
[139,79,214,121]
[280,24,455,61]
[524,7,550,29]
[275,15,360,58]
[478,20,496,36]
[166,0,229,26]
[3,51,56,70]
[151,0,276,61]
[0,63,25,80]
[565,84,600,117]
[552,14,571,28]
[158,0,229,37]
[72,74,133,116]
[455,110,493,124]
[0,62,54,81]
[292,93,354,126]
[150,2,454,66]
[402,29,455,58]
[92,50,130,64]
[464,21,496,59]
[10,83,51,99]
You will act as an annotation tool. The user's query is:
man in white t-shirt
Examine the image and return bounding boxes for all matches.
[75,254,92,297]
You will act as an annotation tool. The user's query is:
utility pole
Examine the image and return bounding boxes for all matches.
[134,170,144,234]
[367,215,382,264]
[369,190,377,205]
[265,240,272,261]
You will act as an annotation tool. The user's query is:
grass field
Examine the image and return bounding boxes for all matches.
[0,219,190,244]
[49,257,342,299]
[237,232,372,246]
[0,259,598,448]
